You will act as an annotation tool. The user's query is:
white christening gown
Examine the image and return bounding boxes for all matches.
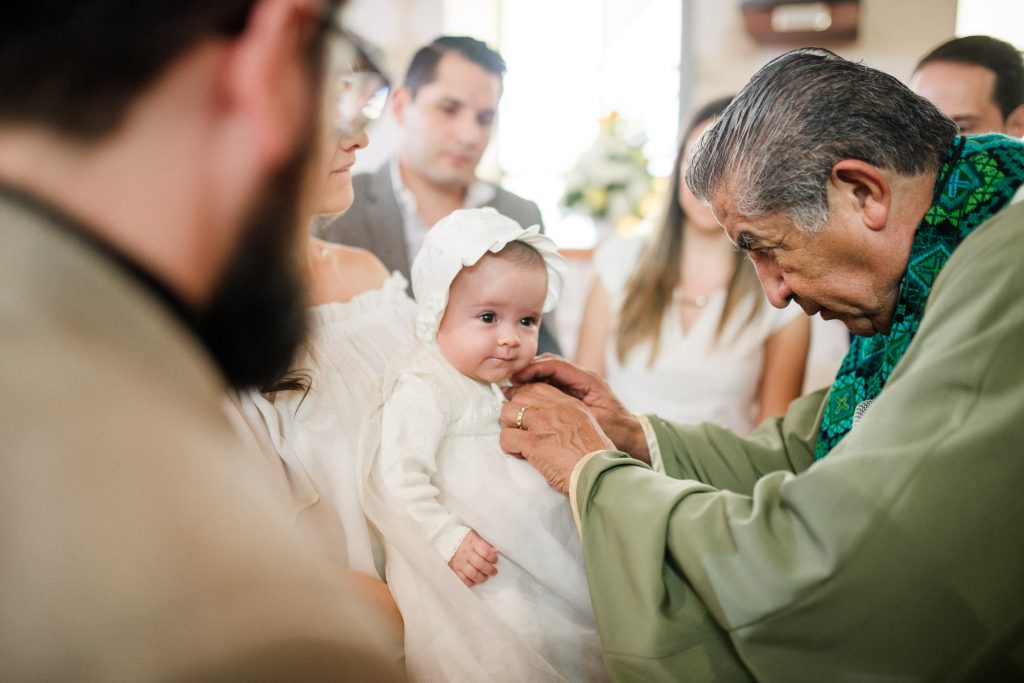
[362,341,608,682]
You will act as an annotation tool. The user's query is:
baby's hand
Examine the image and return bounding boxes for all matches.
[448,530,499,587]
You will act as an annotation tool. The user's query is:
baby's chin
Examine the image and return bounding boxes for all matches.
[474,359,528,384]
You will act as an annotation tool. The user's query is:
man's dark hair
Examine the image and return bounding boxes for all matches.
[0,1,338,140]
[403,36,506,96]
[916,35,1024,119]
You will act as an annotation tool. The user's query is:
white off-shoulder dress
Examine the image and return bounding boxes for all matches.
[249,272,417,579]
[361,341,608,682]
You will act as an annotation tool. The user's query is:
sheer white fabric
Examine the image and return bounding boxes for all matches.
[361,342,607,682]
[249,272,416,579]
[594,235,801,434]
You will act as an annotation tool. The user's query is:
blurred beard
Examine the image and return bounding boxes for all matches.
[198,134,315,391]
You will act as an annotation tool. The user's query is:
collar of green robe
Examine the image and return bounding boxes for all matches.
[816,134,1024,460]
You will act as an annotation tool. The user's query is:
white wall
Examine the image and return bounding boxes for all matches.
[957,0,1024,48]
[689,0,959,110]
[342,0,445,172]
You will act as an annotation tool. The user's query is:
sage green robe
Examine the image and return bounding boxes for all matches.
[572,200,1024,681]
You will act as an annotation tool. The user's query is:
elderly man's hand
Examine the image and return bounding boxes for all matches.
[509,355,650,462]
[500,382,616,494]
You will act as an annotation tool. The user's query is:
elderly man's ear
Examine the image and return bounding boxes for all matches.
[221,0,322,171]
[830,159,891,232]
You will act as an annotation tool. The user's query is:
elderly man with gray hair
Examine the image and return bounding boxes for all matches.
[497,48,1024,681]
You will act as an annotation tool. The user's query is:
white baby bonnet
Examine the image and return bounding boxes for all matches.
[411,207,566,343]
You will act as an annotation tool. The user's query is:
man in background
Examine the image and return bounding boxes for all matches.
[0,1,400,679]
[911,34,1024,136]
[319,35,561,354]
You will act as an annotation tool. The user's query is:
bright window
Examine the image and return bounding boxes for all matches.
[445,0,683,248]
[955,0,1024,47]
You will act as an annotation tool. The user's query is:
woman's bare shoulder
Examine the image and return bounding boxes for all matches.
[331,243,389,280]
[308,239,390,305]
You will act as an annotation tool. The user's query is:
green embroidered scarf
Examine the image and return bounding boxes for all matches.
[816,134,1024,460]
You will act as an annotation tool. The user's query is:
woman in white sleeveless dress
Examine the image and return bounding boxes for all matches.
[238,39,411,648]
[575,97,810,434]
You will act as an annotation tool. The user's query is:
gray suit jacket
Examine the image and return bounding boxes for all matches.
[318,162,562,355]
[0,191,401,681]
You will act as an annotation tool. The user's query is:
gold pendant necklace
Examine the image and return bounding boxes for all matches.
[673,290,709,308]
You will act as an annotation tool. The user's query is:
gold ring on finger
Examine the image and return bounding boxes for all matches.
[515,405,529,430]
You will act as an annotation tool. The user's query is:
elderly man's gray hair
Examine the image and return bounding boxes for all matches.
[686,48,958,233]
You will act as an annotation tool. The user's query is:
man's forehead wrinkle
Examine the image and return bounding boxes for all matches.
[713,209,745,249]
[711,207,728,231]
[711,184,744,223]
[709,191,742,244]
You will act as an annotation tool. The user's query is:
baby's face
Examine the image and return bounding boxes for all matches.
[436,253,547,384]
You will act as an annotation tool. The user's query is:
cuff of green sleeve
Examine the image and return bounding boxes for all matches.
[569,451,604,539]
[638,414,664,473]
[569,420,662,539]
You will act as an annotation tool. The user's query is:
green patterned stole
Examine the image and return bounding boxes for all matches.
[815,134,1024,460]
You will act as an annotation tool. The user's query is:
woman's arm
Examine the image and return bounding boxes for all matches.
[755,314,811,425]
[573,274,611,376]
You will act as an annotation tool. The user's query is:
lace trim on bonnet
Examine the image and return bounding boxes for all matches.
[410,207,566,343]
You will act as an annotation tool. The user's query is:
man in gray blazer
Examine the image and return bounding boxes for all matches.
[0,2,400,680]
[319,35,562,354]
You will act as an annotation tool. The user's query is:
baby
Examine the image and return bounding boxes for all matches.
[364,208,606,682]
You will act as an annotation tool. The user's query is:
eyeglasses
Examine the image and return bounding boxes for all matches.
[324,24,390,137]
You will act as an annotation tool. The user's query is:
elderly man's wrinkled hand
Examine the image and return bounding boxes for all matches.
[500,382,616,494]
[508,355,649,462]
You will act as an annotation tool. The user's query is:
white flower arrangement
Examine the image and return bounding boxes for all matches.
[560,112,653,229]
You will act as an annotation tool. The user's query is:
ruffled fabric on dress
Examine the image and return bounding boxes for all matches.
[249,272,416,579]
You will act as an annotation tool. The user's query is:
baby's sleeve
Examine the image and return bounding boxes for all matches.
[379,373,470,562]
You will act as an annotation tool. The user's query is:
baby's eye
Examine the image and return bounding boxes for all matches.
[479,312,496,323]
[520,317,537,327]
